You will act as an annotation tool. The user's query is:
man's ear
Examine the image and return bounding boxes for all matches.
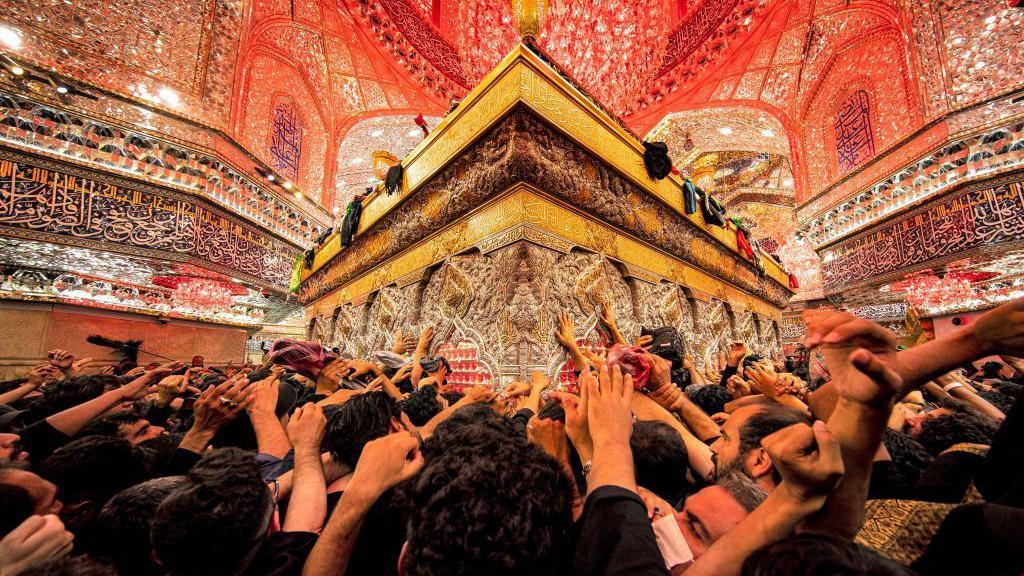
[745,447,774,480]
[397,541,408,576]
[60,499,97,532]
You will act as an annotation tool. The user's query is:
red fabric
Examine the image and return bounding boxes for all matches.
[670,165,681,176]
[414,113,430,136]
[736,229,755,259]
[789,273,800,289]
[605,344,652,389]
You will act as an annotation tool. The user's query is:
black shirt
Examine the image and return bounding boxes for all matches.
[574,486,669,576]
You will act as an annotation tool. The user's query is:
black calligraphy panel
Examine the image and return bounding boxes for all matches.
[269,103,302,182]
[835,90,876,173]
[0,157,297,287]
[822,180,1024,289]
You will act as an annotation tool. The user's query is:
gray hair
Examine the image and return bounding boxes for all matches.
[716,469,767,512]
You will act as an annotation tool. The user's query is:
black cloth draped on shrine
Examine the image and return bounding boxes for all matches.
[341,196,364,247]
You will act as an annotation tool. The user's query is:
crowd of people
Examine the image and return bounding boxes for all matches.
[1,297,1022,576]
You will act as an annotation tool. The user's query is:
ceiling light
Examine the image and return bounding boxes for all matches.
[332,206,341,215]
[293,191,303,200]
[0,25,23,49]
[266,173,276,182]
[408,129,420,137]
[283,181,293,190]
[10,65,23,76]
[157,87,180,106]
[783,178,794,187]
[55,85,69,95]
[760,128,774,137]
[371,129,384,137]
[718,126,733,135]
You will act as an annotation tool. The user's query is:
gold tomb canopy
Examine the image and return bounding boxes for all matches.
[299,44,794,320]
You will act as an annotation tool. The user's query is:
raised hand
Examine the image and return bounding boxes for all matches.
[727,342,747,367]
[192,373,253,434]
[634,334,654,350]
[972,298,1024,357]
[119,361,184,402]
[416,326,435,352]
[47,349,74,371]
[554,312,577,349]
[527,415,569,464]
[287,402,327,454]
[586,365,634,448]
[0,515,74,575]
[245,372,281,416]
[503,381,531,398]
[598,302,617,330]
[644,352,672,390]
[347,433,423,500]
[726,374,751,399]
[744,361,780,396]
[25,364,62,388]
[69,357,93,377]
[458,385,497,406]
[346,359,381,380]
[761,421,844,505]
[549,389,592,460]
[155,369,200,407]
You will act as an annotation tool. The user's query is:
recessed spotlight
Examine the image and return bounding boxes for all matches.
[760,128,774,137]
[10,65,23,76]
[55,85,69,95]
[719,126,733,135]
[283,181,293,190]
[371,129,384,137]
[293,191,303,200]
[266,173,276,182]
[0,25,23,49]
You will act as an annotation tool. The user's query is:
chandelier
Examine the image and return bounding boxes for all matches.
[884,270,998,311]
[153,275,247,311]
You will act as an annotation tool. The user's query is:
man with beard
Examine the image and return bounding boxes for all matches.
[708,404,809,493]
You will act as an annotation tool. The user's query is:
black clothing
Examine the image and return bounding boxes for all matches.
[242,531,318,576]
[325,490,405,576]
[16,419,69,461]
[642,141,672,180]
[914,450,984,503]
[912,503,1024,576]
[868,460,915,500]
[976,393,1024,506]
[340,198,364,247]
[511,407,535,439]
[574,485,669,576]
[384,164,403,196]
[719,365,739,387]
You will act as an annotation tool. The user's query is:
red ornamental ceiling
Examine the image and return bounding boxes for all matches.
[1,0,1021,218]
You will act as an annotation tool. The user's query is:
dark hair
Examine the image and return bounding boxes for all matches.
[93,476,185,575]
[916,400,999,455]
[43,375,122,413]
[881,429,933,485]
[425,404,514,454]
[441,391,464,405]
[990,380,1022,399]
[401,385,444,426]
[16,555,118,576]
[151,448,271,576]
[738,404,809,457]
[0,482,33,537]
[631,420,691,505]
[979,361,1003,379]
[687,384,732,416]
[38,436,147,507]
[742,532,913,576]
[136,433,185,474]
[400,425,574,576]
[738,404,810,484]
[327,392,401,466]
[76,411,144,440]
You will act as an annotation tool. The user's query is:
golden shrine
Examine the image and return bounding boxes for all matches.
[298,45,794,384]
